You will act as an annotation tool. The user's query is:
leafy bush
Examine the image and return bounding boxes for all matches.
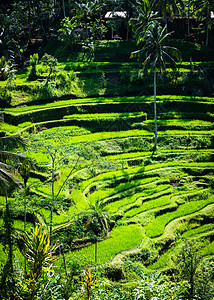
[0,56,10,81]
[27,53,39,81]
[36,82,57,100]
[40,53,58,85]
[0,87,12,107]
[58,17,78,47]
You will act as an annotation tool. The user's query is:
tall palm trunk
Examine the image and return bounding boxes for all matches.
[206,6,209,46]
[28,0,31,44]
[4,186,14,281]
[164,0,168,32]
[187,0,190,35]
[154,68,157,152]
[62,0,66,18]
[24,181,27,273]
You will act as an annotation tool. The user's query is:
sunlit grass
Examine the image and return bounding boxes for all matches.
[146,197,214,238]
[2,95,214,113]
[182,224,214,238]
[64,224,143,264]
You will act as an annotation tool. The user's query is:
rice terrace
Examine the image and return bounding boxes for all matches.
[0,0,214,299]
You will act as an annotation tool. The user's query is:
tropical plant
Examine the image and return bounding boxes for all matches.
[152,0,184,31]
[0,56,10,81]
[22,224,59,299]
[87,199,110,238]
[131,21,181,152]
[58,16,79,47]
[0,133,25,191]
[23,224,58,281]
[130,0,161,39]
[174,239,214,299]
[193,0,214,46]
[40,53,58,85]
[84,266,97,300]
[132,271,189,299]
[18,158,35,272]
[0,201,16,300]
[27,53,39,81]
[74,0,102,39]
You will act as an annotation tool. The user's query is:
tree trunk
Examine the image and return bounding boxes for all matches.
[95,240,97,263]
[187,0,190,36]
[24,182,27,273]
[125,0,129,41]
[206,7,209,47]
[50,158,55,245]
[164,0,168,32]
[154,68,157,152]
[4,186,14,279]
[61,245,68,278]
[62,0,66,18]
[28,0,31,44]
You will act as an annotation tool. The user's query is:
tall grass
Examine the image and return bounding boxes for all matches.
[182,224,214,238]
[124,193,173,218]
[80,161,214,192]
[3,95,214,113]
[64,112,146,120]
[146,197,214,238]
[86,176,161,204]
[64,224,143,264]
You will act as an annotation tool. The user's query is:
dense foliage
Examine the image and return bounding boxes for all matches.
[0,0,214,299]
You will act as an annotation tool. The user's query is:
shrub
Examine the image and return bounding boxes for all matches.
[40,53,58,85]
[36,82,57,100]
[0,56,11,81]
[27,53,39,81]
[0,87,12,107]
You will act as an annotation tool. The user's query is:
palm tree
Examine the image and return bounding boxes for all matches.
[75,0,101,39]
[194,0,214,46]
[131,21,181,152]
[87,199,110,263]
[130,0,161,40]
[152,0,184,31]
[0,127,25,297]
[0,134,25,194]
[19,158,35,272]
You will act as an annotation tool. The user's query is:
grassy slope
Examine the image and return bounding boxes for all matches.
[0,41,214,273]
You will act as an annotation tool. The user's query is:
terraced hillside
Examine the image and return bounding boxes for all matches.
[1,87,213,276]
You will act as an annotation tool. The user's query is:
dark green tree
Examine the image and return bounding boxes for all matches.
[194,0,214,46]
[152,0,184,31]
[175,239,214,299]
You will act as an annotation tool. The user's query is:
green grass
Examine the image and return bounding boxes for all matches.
[124,192,173,218]
[63,112,146,120]
[145,196,214,238]
[200,241,214,256]
[144,119,213,126]
[182,224,214,238]
[64,224,143,264]
[105,184,167,214]
[70,189,88,210]
[86,177,161,204]
[2,95,214,113]
[106,149,214,162]
[0,122,19,134]
[79,161,214,192]
[43,129,213,146]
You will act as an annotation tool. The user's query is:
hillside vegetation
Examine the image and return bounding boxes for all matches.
[0,6,214,296]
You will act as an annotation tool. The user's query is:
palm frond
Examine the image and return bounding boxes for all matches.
[0,150,26,162]
[0,134,26,151]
